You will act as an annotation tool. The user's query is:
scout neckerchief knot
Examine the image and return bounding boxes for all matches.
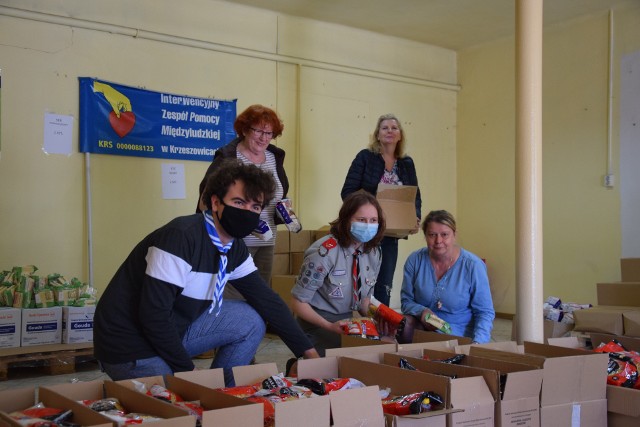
[203,210,233,315]
[351,249,361,310]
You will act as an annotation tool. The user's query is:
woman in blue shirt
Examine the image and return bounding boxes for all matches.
[399,210,495,343]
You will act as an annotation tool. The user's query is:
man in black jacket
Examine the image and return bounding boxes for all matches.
[94,159,318,385]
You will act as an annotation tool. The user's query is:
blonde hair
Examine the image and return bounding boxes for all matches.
[367,113,406,158]
[422,210,457,235]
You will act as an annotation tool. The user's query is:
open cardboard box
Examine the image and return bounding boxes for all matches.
[376,184,418,238]
[383,352,495,427]
[590,333,640,427]
[297,356,458,427]
[41,380,196,427]
[411,329,473,346]
[116,370,262,427]
[468,342,608,427]
[0,385,111,427]
[402,347,542,427]
[232,362,331,427]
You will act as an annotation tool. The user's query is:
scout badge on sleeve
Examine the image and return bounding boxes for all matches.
[318,237,338,257]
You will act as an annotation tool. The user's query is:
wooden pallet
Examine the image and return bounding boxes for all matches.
[0,343,94,381]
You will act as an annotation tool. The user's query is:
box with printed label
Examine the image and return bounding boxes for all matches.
[21,306,62,346]
[0,308,21,349]
[62,306,96,344]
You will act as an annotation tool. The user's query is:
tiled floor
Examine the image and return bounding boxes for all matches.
[0,318,512,391]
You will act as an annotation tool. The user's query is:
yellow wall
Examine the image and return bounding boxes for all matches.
[457,4,640,313]
[0,0,456,306]
[2,0,639,314]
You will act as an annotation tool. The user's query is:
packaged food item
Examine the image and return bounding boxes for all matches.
[595,339,640,389]
[398,358,418,371]
[368,295,406,337]
[340,317,380,339]
[295,378,365,395]
[381,391,443,416]
[275,199,302,233]
[251,219,273,241]
[423,312,452,334]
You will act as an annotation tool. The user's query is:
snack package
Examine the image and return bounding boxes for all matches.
[340,317,380,340]
[423,312,452,334]
[251,219,273,241]
[595,339,640,389]
[381,391,443,416]
[295,378,365,395]
[368,295,406,337]
[275,199,302,233]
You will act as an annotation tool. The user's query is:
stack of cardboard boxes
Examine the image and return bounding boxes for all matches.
[0,305,95,349]
[566,258,640,426]
[270,227,330,312]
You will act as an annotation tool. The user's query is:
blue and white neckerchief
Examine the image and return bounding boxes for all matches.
[203,210,233,315]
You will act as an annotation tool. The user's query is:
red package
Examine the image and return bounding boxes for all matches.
[295,378,352,395]
[216,385,260,398]
[382,392,429,416]
[595,339,640,388]
[340,317,380,340]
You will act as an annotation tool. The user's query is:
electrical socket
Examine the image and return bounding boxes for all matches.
[604,174,615,188]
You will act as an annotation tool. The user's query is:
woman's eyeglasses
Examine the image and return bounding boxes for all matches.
[250,127,274,139]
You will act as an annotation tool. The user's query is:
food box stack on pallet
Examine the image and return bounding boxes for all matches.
[0,266,97,380]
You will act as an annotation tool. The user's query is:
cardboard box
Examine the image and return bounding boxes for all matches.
[383,352,496,427]
[272,253,290,276]
[313,225,331,242]
[0,308,21,349]
[623,310,640,337]
[454,340,520,355]
[117,371,262,427]
[621,258,640,282]
[289,230,312,253]
[597,282,640,306]
[573,306,639,335]
[275,230,290,254]
[0,386,111,427]
[411,329,474,346]
[408,348,543,427]
[21,306,62,346]
[511,316,574,342]
[298,356,455,427]
[469,342,608,427]
[590,333,640,427]
[289,252,305,275]
[232,363,332,427]
[376,184,418,238]
[62,306,95,344]
[270,275,297,313]
[43,380,196,426]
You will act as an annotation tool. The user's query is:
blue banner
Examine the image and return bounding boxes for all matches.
[79,77,236,161]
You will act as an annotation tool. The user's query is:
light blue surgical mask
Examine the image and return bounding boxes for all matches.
[350,222,379,243]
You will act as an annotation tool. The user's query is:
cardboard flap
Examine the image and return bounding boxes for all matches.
[275,394,331,427]
[546,336,582,348]
[201,404,263,427]
[502,370,543,400]
[42,380,106,401]
[232,362,278,385]
[396,340,456,353]
[468,346,546,368]
[606,384,640,417]
[590,333,640,351]
[450,377,495,407]
[412,330,473,345]
[376,184,417,201]
[455,340,519,355]
[0,387,36,413]
[174,368,225,388]
[297,356,339,379]
[330,386,384,426]
[116,375,166,391]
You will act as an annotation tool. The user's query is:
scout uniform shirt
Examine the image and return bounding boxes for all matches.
[291,234,382,315]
